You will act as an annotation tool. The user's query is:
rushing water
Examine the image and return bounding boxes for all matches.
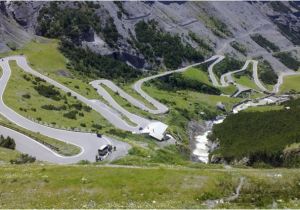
[192,117,224,163]
[192,96,288,163]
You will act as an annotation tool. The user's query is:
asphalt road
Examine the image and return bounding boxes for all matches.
[0,52,297,164]
[0,55,217,163]
[0,57,131,164]
[133,55,220,111]
[208,55,253,97]
[251,60,269,92]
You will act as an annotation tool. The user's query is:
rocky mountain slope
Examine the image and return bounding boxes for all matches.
[0,1,299,72]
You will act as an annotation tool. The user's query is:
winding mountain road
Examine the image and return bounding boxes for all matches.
[0,55,217,163]
[0,49,297,164]
[0,58,131,164]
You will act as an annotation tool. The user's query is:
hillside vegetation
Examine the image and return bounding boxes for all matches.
[213,57,243,78]
[211,98,300,167]
[250,34,280,52]
[36,2,139,82]
[134,20,204,69]
[281,75,300,93]
[274,52,300,70]
[4,61,111,133]
[1,164,300,208]
[258,60,278,85]
[150,67,221,95]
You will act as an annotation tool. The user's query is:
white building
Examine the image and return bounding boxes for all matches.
[142,122,168,141]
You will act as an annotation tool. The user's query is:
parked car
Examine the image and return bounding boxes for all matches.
[96,133,102,138]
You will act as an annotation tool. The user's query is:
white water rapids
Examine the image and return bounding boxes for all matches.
[193,95,288,163]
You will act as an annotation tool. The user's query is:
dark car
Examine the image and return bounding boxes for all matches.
[96,133,102,138]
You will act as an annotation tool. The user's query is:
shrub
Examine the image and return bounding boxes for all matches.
[63,110,78,120]
[83,106,92,112]
[92,123,102,130]
[0,135,16,150]
[10,154,36,164]
[71,103,83,110]
[34,84,61,101]
[41,104,66,111]
[22,93,31,99]
[22,74,31,81]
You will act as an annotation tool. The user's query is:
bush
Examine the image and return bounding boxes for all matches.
[92,123,102,130]
[22,93,31,99]
[63,110,78,120]
[34,84,61,101]
[71,103,83,110]
[41,104,66,111]
[83,106,92,112]
[0,135,16,150]
[22,74,31,81]
[10,154,36,164]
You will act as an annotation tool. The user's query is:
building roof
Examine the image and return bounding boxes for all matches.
[142,122,168,140]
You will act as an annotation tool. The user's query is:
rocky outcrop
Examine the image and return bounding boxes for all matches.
[0,1,298,70]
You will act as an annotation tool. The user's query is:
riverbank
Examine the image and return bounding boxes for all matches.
[191,94,291,163]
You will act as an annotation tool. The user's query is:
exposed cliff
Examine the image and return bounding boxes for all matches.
[0,1,299,71]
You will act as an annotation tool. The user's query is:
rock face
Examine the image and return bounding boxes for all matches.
[0,1,299,70]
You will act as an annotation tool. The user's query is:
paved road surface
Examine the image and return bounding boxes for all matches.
[209,56,253,97]
[0,58,130,164]
[0,52,297,164]
[0,55,217,163]
[251,60,269,92]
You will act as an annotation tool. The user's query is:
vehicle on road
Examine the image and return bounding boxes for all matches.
[95,144,113,161]
[96,133,102,138]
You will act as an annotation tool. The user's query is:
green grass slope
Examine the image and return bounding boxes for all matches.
[281,75,300,93]
[211,98,300,167]
[4,60,112,133]
[0,164,300,208]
